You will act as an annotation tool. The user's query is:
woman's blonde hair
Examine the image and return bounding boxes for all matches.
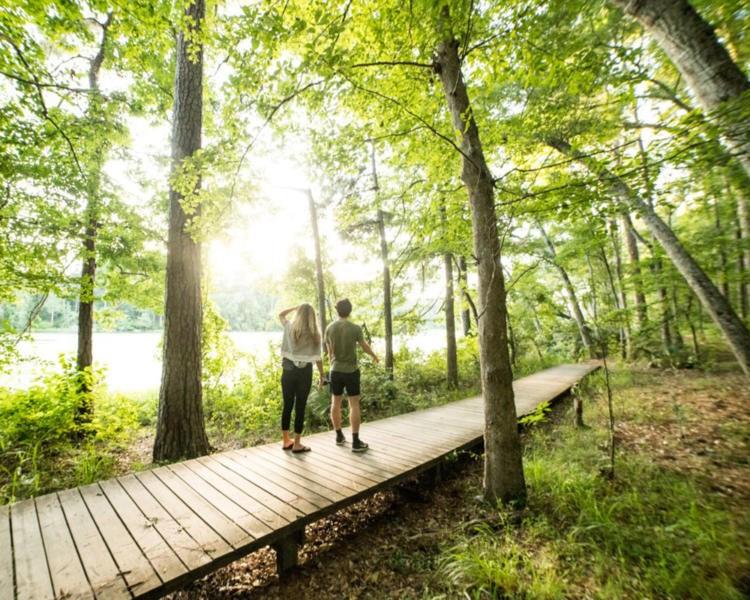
[290,303,321,346]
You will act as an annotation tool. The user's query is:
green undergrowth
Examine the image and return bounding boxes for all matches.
[438,368,749,599]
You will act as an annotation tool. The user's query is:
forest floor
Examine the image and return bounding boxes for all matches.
[168,365,750,599]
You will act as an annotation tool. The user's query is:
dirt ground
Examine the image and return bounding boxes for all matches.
[167,367,750,599]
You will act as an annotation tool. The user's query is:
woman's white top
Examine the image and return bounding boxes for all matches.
[280,322,322,366]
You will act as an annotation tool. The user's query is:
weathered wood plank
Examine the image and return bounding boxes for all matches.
[56,488,131,600]
[116,475,212,571]
[0,505,13,600]
[11,499,54,600]
[79,483,160,596]
[214,452,328,512]
[252,446,375,492]
[181,460,292,531]
[197,455,310,520]
[168,462,273,538]
[134,470,235,557]
[98,478,188,585]
[35,493,93,600]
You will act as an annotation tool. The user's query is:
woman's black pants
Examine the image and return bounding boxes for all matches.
[281,361,312,434]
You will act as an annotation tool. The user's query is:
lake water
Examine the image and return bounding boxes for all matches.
[3,330,448,393]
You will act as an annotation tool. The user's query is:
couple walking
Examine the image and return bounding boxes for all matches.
[278,298,379,454]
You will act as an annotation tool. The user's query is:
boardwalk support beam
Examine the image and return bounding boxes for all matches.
[272,527,305,575]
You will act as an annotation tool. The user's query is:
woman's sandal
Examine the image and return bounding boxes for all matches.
[282,443,294,451]
[292,445,311,453]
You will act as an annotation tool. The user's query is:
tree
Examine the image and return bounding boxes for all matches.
[549,137,750,375]
[434,27,526,503]
[609,0,750,181]
[153,0,210,462]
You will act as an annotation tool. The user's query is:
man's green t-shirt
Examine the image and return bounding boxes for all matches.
[325,319,364,373]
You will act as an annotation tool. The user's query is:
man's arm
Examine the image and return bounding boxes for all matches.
[358,339,380,363]
[315,359,325,386]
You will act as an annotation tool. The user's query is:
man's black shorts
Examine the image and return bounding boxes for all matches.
[330,369,361,396]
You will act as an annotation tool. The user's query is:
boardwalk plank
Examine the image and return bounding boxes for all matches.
[197,456,309,520]
[56,488,131,600]
[251,446,367,499]
[214,452,329,512]
[79,483,160,596]
[11,499,54,600]
[0,505,13,600]
[136,469,239,559]
[98,479,188,585]
[168,462,274,538]
[231,449,348,503]
[253,446,375,492]
[117,475,212,571]
[35,493,93,600]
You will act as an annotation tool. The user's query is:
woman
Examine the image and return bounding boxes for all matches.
[278,303,325,452]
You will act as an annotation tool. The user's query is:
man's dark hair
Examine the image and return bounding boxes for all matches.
[335,298,353,318]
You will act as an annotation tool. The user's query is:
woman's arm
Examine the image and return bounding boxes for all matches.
[278,305,298,325]
[315,359,325,386]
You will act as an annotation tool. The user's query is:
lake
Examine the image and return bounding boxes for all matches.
[2,330,449,393]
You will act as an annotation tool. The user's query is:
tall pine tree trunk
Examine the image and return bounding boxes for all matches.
[307,190,327,339]
[435,35,525,503]
[550,137,750,374]
[153,0,210,461]
[610,0,750,180]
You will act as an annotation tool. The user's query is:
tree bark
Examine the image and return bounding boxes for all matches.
[444,251,459,387]
[621,214,648,329]
[610,0,750,180]
[370,145,394,376]
[377,209,394,376]
[537,224,596,357]
[75,15,111,422]
[458,255,472,336]
[307,190,327,341]
[550,137,750,374]
[733,182,750,318]
[153,0,210,461]
[609,219,632,359]
[435,36,525,503]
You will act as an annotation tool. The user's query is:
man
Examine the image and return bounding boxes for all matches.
[325,298,379,452]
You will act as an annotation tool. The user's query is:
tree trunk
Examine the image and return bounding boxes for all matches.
[610,219,632,359]
[710,193,731,299]
[435,36,525,503]
[458,255,472,336]
[550,137,750,374]
[610,0,750,180]
[153,0,210,462]
[621,214,648,329]
[444,251,459,387]
[377,209,394,376]
[733,182,750,318]
[654,258,674,355]
[307,190,327,341]
[370,145,394,376]
[537,224,596,357]
[75,15,111,423]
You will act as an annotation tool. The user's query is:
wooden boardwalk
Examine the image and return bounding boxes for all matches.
[0,361,599,600]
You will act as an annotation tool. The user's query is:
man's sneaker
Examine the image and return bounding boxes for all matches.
[336,432,347,446]
[352,439,369,453]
